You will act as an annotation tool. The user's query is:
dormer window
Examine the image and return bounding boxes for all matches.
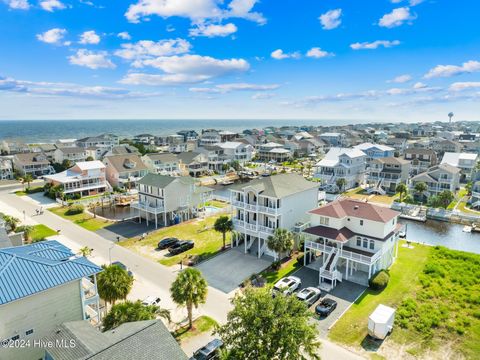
[360,220,364,226]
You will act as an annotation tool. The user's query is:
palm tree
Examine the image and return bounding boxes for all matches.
[79,246,93,257]
[3,215,20,232]
[395,183,408,202]
[22,225,34,243]
[214,215,233,249]
[170,268,208,329]
[414,182,428,202]
[102,300,170,331]
[336,178,347,193]
[97,264,133,312]
[22,174,33,190]
[266,228,294,261]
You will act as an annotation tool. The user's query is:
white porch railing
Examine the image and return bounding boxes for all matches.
[305,241,380,265]
[130,201,165,213]
[257,205,279,215]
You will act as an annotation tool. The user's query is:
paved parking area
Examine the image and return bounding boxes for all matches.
[96,220,157,241]
[196,248,272,294]
[292,267,367,336]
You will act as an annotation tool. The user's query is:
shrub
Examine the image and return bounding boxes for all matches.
[369,270,390,290]
[271,260,281,271]
[26,186,44,194]
[65,205,84,215]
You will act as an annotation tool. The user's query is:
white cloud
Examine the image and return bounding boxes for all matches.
[190,82,279,93]
[271,49,301,60]
[79,30,101,45]
[68,49,116,69]
[424,60,480,79]
[125,0,265,25]
[117,32,131,40]
[379,7,416,28]
[391,0,425,5]
[388,74,412,83]
[252,92,275,100]
[413,82,427,89]
[449,82,480,91]
[350,40,400,50]
[115,39,191,63]
[121,54,249,85]
[189,23,237,37]
[4,0,29,9]
[319,9,342,30]
[0,75,157,99]
[306,47,334,59]
[39,0,65,11]
[36,28,67,45]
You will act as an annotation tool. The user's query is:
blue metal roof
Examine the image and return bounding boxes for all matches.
[0,240,102,306]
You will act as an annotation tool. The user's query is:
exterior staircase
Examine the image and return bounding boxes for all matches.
[367,178,386,195]
[319,248,342,291]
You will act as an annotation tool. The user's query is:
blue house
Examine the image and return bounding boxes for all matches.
[353,142,395,166]
[0,241,102,360]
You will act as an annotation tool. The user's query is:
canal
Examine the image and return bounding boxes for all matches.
[400,219,480,254]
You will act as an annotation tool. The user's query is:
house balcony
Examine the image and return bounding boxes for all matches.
[304,240,381,265]
[233,219,275,236]
[231,199,245,208]
[130,201,165,214]
[257,205,279,215]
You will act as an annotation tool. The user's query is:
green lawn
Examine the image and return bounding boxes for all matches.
[48,206,113,231]
[329,241,431,346]
[14,186,44,196]
[261,253,303,284]
[330,243,480,359]
[31,224,57,242]
[173,316,218,342]
[204,200,229,208]
[457,201,480,215]
[120,215,226,266]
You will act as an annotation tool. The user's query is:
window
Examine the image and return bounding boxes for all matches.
[363,239,368,248]
[356,237,361,246]
[369,240,375,250]
[360,220,364,226]
[25,329,34,336]
[11,335,19,341]
[319,217,330,226]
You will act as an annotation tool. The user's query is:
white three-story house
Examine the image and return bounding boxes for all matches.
[230,174,318,259]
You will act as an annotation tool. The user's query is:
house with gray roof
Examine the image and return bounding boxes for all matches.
[177,151,209,177]
[132,173,212,228]
[367,157,411,194]
[103,154,149,189]
[410,164,460,197]
[142,152,180,175]
[230,173,318,259]
[54,147,87,164]
[13,152,55,177]
[44,320,188,360]
[0,241,102,360]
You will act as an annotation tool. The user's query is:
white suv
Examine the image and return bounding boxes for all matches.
[272,276,302,296]
[296,287,322,306]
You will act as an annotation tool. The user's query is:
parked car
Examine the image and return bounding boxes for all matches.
[272,276,302,297]
[168,240,194,255]
[190,339,223,360]
[141,296,161,306]
[315,298,338,317]
[296,287,322,306]
[112,261,133,277]
[157,237,179,250]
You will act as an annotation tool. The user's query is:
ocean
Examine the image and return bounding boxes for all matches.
[0,119,372,143]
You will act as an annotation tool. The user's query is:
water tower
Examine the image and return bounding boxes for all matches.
[448,112,454,123]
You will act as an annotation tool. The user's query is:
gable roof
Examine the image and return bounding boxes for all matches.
[353,142,394,152]
[316,147,366,167]
[137,173,194,188]
[309,198,399,223]
[0,241,102,305]
[144,153,179,163]
[230,173,318,198]
[104,154,148,172]
[45,320,188,360]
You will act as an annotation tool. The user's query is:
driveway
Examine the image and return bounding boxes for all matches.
[95,220,158,241]
[292,267,367,336]
[196,248,272,294]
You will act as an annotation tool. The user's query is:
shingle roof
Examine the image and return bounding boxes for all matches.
[230,173,318,198]
[373,157,410,165]
[104,154,148,172]
[144,153,179,163]
[0,241,102,305]
[45,320,188,360]
[309,198,399,223]
[137,173,194,188]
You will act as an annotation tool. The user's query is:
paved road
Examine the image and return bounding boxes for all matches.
[0,186,366,360]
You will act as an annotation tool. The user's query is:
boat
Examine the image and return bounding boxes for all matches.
[471,224,480,233]
[463,225,472,233]
[399,231,406,238]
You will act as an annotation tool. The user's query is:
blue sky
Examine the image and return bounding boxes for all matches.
[1,0,479,121]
